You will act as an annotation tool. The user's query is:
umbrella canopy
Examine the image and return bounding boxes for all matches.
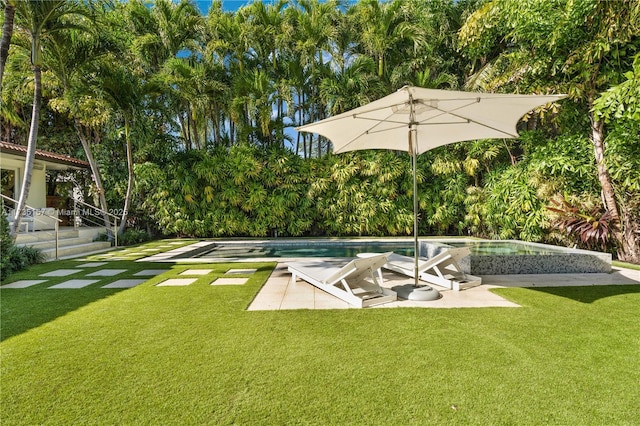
[297,86,565,296]
[297,86,565,155]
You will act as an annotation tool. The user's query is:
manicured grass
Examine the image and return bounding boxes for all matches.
[1,252,639,424]
[614,260,640,271]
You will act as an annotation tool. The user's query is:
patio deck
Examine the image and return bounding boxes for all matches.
[248,264,640,310]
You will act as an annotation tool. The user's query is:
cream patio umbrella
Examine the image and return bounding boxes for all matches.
[296,86,565,299]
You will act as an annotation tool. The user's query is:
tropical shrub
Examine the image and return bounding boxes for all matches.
[1,205,14,281]
[2,245,46,280]
[0,203,44,279]
[475,163,550,241]
[119,229,152,246]
[547,195,616,252]
[137,146,316,237]
[310,151,414,236]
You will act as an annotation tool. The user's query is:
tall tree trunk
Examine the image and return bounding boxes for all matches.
[118,120,134,235]
[212,102,220,146]
[75,119,111,233]
[191,109,201,149]
[588,109,637,262]
[0,1,15,93]
[10,65,41,239]
[619,203,640,263]
[178,112,188,147]
[590,116,619,220]
[185,105,192,150]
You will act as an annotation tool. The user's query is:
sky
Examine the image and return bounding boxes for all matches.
[192,1,294,13]
[190,0,359,13]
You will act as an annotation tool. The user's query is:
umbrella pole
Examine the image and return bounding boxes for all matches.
[411,126,419,288]
[395,124,439,301]
[390,124,440,302]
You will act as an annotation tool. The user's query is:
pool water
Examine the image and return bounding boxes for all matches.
[445,240,565,256]
[196,239,565,259]
[197,242,414,259]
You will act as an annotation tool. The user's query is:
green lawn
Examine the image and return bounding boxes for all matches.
[1,246,639,425]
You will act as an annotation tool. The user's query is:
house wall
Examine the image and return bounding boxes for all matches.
[0,156,47,208]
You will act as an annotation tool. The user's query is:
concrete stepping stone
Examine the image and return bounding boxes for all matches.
[1,280,47,289]
[180,269,213,276]
[40,269,82,277]
[76,262,108,268]
[49,279,99,289]
[142,249,160,252]
[102,279,146,289]
[87,269,128,277]
[225,268,257,275]
[211,278,248,286]
[157,278,197,287]
[134,269,168,277]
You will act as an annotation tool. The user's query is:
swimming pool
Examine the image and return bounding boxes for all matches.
[194,240,414,259]
[177,238,611,274]
[419,240,611,274]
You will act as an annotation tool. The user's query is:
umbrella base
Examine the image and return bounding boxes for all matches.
[392,284,441,301]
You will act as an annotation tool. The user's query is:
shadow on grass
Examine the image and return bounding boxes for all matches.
[0,286,130,342]
[529,284,640,304]
[0,259,275,342]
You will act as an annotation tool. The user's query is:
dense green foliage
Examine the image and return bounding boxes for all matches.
[1,0,638,260]
[1,203,45,280]
[0,203,13,280]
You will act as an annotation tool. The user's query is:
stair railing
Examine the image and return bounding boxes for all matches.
[1,193,63,259]
[72,199,119,247]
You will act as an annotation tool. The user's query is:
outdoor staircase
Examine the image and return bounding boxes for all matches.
[15,227,113,261]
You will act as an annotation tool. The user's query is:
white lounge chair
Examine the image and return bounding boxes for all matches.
[287,252,397,308]
[383,248,482,291]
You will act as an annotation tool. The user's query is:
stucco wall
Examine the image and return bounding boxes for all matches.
[0,156,47,208]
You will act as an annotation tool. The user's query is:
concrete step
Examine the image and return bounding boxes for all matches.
[14,226,107,245]
[14,226,114,260]
[15,229,79,245]
[41,241,113,261]
[18,235,100,251]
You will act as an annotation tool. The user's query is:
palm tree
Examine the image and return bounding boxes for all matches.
[9,0,90,237]
[350,0,425,85]
[93,59,147,234]
[126,0,202,73]
[319,55,383,116]
[0,0,17,93]
[45,27,118,232]
[242,0,290,145]
[289,0,340,156]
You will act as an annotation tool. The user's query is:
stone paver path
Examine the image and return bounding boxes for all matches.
[1,280,48,289]
[157,278,197,287]
[87,269,128,277]
[102,279,146,289]
[76,262,107,268]
[211,277,248,286]
[226,268,258,275]
[3,254,261,291]
[49,279,99,289]
[40,269,82,277]
[134,269,169,277]
[180,269,213,276]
